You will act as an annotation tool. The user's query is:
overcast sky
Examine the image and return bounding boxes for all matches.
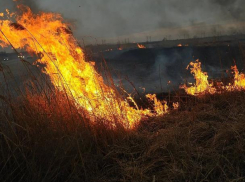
[1,0,245,43]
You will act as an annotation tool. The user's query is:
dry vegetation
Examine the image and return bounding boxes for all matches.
[0,81,245,182]
[0,5,244,182]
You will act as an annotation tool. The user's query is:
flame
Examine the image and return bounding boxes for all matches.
[225,65,245,91]
[173,102,179,110]
[146,94,168,115]
[118,47,122,50]
[180,60,216,95]
[5,9,14,18]
[231,65,245,89]
[177,44,182,47]
[0,6,170,128]
[0,13,4,17]
[181,61,245,95]
[137,43,146,49]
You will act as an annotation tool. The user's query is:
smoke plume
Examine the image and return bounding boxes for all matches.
[1,0,245,42]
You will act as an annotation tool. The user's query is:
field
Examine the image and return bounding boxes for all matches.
[0,6,245,182]
[1,89,245,181]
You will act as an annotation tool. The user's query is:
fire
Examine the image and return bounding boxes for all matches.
[0,13,4,17]
[0,6,169,128]
[181,60,245,95]
[225,65,245,91]
[231,65,245,89]
[173,102,179,110]
[177,44,182,47]
[146,94,168,115]
[118,47,122,50]
[180,60,216,95]
[137,43,146,49]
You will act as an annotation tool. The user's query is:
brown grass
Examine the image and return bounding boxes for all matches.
[0,83,245,182]
[0,35,244,181]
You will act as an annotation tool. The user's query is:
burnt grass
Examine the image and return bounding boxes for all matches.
[0,91,244,182]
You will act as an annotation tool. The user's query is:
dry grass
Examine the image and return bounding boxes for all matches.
[0,36,244,181]
[0,81,245,182]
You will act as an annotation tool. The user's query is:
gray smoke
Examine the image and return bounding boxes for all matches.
[211,0,245,21]
[17,0,39,12]
[0,0,39,14]
[1,0,245,42]
[37,0,245,42]
[0,1,15,13]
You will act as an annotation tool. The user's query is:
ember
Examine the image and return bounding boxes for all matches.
[137,43,146,49]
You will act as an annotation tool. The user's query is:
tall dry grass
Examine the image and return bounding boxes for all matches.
[1,83,245,181]
[0,40,245,181]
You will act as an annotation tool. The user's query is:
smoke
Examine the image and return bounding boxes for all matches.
[99,44,245,93]
[1,0,245,42]
[210,0,245,21]
[100,48,194,93]
[0,1,15,13]
[0,0,40,14]
[16,0,39,12]
[36,0,245,42]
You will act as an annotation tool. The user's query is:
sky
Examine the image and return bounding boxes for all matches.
[0,0,245,43]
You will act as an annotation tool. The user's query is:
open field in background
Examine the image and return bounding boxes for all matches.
[92,43,245,93]
[86,34,245,52]
[0,37,245,181]
[1,1,245,181]
[2,34,245,94]
[0,53,45,85]
[2,42,245,96]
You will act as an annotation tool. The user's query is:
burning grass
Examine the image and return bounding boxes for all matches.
[180,60,216,95]
[1,89,245,181]
[0,4,245,182]
[0,6,173,129]
[180,59,245,95]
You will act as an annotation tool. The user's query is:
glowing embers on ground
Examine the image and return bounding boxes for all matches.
[137,43,146,49]
[180,60,216,95]
[0,6,172,129]
[177,44,188,47]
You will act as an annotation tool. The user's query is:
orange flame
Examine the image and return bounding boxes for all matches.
[231,65,245,89]
[137,43,146,49]
[173,102,179,110]
[182,61,245,95]
[146,94,168,115]
[0,6,169,128]
[180,60,216,95]
[177,44,182,47]
[225,65,245,91]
